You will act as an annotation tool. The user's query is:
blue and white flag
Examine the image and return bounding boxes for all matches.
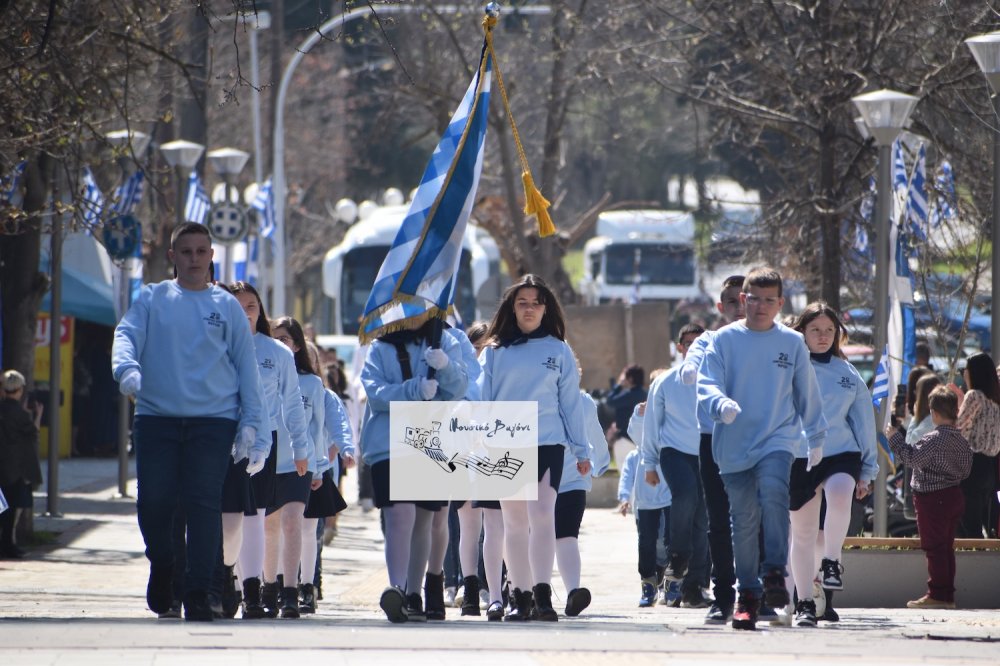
[906,144,928,241]
[80,167,105,229]
[359,47,493,343]
[111,170,145,216]
[1,161,26,207]
[184,170,211,224]
[872,344,890,406]
[931,160,956,226]
[855,176,875,256]
[251,178,276,239]
[892,140,907,192]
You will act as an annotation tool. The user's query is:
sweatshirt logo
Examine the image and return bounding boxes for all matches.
[260,358,275,371]
[542,356,560,371]
[838,376,855,390]
[773,352,792,369]
[204,311,222,328]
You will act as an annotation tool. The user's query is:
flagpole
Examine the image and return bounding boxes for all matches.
[872,142,892,538]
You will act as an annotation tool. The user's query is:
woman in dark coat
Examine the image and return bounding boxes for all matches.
[0,369,44,559]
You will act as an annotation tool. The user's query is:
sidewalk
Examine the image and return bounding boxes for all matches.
[1,458,998,665]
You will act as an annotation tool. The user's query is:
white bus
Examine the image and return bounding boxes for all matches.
[321,204,504,336]
[579,209,700,304]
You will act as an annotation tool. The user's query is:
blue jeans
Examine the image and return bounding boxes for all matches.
[636,506,670,579]
[134,415,237,595]
[660,447,709,593]
[721,450,793,595]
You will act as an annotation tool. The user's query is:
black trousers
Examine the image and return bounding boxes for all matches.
[699,433,735,607]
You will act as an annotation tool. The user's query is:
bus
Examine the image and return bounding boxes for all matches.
[321,204,505,336]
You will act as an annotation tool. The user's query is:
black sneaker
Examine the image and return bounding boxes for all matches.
[704,602,733,625]
[762,569,790,608]
[681,589,710,609]
[731,591,759,631]
[406,592,427,622]
[565,587,591,617]
[157,602,182,619]
[379,586,408,623]
[794,598,817,627]
[820,558,844,590]
[662,554,688,582]
[638,580,657,608]
[183,589,214,622]
[821,607,840,622]
[146,564,174,615]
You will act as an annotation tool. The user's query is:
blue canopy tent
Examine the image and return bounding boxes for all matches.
[39,232,118,327]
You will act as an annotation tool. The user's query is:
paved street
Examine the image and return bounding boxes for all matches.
[1,458,997,665]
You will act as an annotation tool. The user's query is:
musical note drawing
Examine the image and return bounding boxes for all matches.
[402,423,523,479]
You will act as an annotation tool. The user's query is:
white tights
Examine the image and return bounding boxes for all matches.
[221,512,243,568]
[555,537,581,594]
[501,472,558,590]
[458,505,505,602]
[789,472,855,598]
[263,502,304,585]
[300,517,319,587]
[239,509,265,582]
[382,503,416,590]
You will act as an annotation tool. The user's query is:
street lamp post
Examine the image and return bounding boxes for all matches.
[207,147,251,283]
[105,129,150,499]
[852,89,919,537]
[965,32,1000,356]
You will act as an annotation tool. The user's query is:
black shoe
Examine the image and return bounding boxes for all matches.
[0,543,26,559]
[820,558,844,590]
[732,591,759,631]
[221,565,241,619]
[794,598,817,627]
[405,592,427,622]
[146,564,174,615]
[681,589,710,609]
[261,581,280,618]
[821,589,839,622]
[298,583,317,615]
[662,554,688,582]
[531,583,558,622]
[762,568,790,608]
[486,600,504,622]
[704,602,733,625]
[424,572,446,621]
[379,586,408,623]
[505,588,533,622]
[565,587,591,617]
[461,575,481,616]
[157,602,182,619]
[280,586,300,618]
[208,593,224,619]
[241,578,266,619]
[183,589,214,622]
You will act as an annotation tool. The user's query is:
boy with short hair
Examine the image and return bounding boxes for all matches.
[697,267,827,630]
[886,386,972,609]
[112,222,266,621]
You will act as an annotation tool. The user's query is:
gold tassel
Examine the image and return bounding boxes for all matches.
[522,171,555,237]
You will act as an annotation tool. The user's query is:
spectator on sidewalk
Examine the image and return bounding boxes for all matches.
[0,369,43,559]
[605,365,646,472]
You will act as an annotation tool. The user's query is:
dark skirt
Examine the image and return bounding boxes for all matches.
[538,444,566,491]
[265,471,313,515]
[0,481,33,509]
[371,460,447,511]
[789,451,862,512]
[221,457,255,514]
[554,488,587,539]
[248,431,279,513]
[304,469,348,518]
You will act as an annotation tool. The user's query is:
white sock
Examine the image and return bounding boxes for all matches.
[382,504,416,589]
[821,474,855,562]
[789,493,822,601]
[300,517,319,588]
[457,504,483,578]
[527,474,558,587]
[555,537,581,593]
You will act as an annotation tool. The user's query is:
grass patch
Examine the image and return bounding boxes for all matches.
[26,530,61,546]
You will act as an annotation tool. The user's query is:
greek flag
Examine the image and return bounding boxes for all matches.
[1,161,26,206]
[931,160,956,226]
[251,178,276,239]
[111,170,145,216]
[359,48,493,343]
[855,176,875,256]
[892,140,907,192]
[184,170,211,224]
[872,344,890,406]
[80,167,105,229]
[906,144,928,241]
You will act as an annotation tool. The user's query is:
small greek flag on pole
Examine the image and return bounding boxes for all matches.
[1,161,26,206]
[80,167,105,229]
[184,170,211,224]
[111,170,145,216]
[251,178,276,239]
[906,144,928,241]
[359,35,493,343]
[872,344,890,406]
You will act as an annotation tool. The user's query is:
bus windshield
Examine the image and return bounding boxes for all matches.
[602,243,695,286]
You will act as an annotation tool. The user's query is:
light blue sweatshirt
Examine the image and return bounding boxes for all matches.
[448,327,482,401]
[796,356,879,481]
[478,336,590,463]
[642,365,700,469]
[618,447,672,510]
[359,333,468,466]
[324,388,354,480]
[558,391,612,493]
[255,333,310,463]
[906,415,934,445]
[277,374,320,478]
[112,281,264,429]
[697,320,828,474]
[684,331,720,435]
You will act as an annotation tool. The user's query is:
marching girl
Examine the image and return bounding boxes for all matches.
[226,282,310,620]
[265,316,321,619]
[788,302,877,627]
[478,274,592,622]
[360,319,467,623]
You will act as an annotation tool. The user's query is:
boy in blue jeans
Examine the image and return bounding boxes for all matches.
[113,222,266,621]
[697,267,827,630]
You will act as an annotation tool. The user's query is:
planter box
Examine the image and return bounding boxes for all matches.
[588,469,620,508]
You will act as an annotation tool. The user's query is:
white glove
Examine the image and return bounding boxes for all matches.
[424,348,449,370]
[246,450,267,476]
[719,399,741,424]
[419,377,439,400]
[806,445,823,472]
[119,368,141,396]
[239,426,256,457]
[680,362,698,386]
